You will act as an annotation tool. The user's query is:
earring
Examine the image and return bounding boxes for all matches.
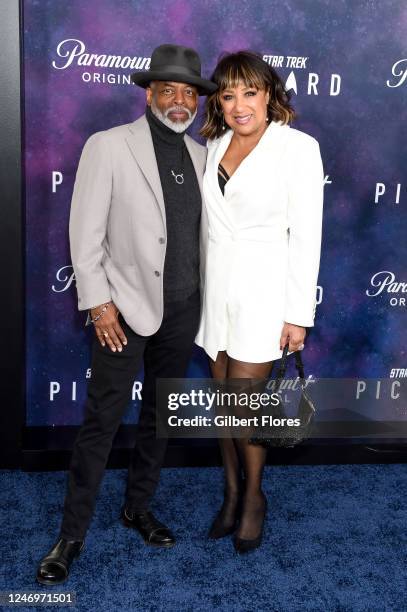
[222,115,226,131]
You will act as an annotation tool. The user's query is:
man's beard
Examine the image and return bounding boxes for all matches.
[150,99,197,133]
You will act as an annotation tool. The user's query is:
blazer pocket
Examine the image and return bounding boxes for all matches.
[109,257,137,268]
[102,256,141,290]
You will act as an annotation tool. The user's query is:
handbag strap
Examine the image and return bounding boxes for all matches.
[272,343,306,392]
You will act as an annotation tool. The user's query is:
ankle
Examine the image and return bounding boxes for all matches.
[243,489,266,506]
[224,487,240,500]
[59,534,84,545]
[225,478,245,497]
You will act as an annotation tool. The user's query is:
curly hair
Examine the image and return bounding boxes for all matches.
[200,50,296,140]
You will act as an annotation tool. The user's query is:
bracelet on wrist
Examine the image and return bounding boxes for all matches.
[90,302,110,324]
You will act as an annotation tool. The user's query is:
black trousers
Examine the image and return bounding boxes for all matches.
[59,289,200,541]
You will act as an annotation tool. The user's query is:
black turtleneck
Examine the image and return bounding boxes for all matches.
[145,105,201,303]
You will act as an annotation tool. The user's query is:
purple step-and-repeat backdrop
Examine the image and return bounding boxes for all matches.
[23,0,406,427]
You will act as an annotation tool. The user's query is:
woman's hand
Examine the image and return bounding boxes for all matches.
[280,322,306,352]
[90,301,128,352]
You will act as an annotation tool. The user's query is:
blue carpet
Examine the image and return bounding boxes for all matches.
[1,465,407,611]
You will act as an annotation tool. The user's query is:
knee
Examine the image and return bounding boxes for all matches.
[210,350,229,379]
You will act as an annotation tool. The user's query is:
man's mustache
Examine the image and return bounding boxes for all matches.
[165,106,192,118]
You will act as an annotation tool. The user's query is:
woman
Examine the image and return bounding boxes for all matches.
[195,51,324,553]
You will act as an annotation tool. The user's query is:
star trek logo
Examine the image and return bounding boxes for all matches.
[262,55,341,96]
[389,368,407,378]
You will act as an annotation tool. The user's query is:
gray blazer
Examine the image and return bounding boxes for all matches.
[69,114,208,335]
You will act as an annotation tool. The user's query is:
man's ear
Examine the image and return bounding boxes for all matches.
[146,86,152,106]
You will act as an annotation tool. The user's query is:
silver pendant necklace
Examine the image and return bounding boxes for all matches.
[171,170,184,185]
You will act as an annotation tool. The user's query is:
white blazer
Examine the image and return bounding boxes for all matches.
[195,119,324,363]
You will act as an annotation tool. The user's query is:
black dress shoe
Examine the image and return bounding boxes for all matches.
[36,538,84,585]
[121,507,175,548]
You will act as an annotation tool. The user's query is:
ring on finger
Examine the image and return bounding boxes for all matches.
[103,331,109,338]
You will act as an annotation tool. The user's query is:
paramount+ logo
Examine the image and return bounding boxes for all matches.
[366,271,407,307]
[386,59,407,88]
[51,38,150,86]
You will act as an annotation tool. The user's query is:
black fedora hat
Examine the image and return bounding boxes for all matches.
[131,44,217,96]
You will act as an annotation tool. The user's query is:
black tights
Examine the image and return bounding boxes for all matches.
[210,352,271,540]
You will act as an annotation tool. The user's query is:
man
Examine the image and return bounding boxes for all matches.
[36,44,216,586]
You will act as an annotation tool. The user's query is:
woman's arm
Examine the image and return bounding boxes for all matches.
[284,136,325,328]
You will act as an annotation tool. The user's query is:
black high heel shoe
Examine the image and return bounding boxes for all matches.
[208,485,244,539]
[233,493,267,554]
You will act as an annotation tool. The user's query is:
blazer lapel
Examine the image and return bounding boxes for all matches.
[125,115,166,224]
[208,130,236,227]
[222,121,290,199]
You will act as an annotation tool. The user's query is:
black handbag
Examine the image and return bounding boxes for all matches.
[248,344,316,448]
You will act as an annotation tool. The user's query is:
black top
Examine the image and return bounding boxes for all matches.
[218,163,230,195]
[145,105,201,302]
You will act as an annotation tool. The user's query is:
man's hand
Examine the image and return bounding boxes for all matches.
[280,322,306,352]
[90,301,128,352]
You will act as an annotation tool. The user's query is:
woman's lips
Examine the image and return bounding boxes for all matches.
[234,114,252,125]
